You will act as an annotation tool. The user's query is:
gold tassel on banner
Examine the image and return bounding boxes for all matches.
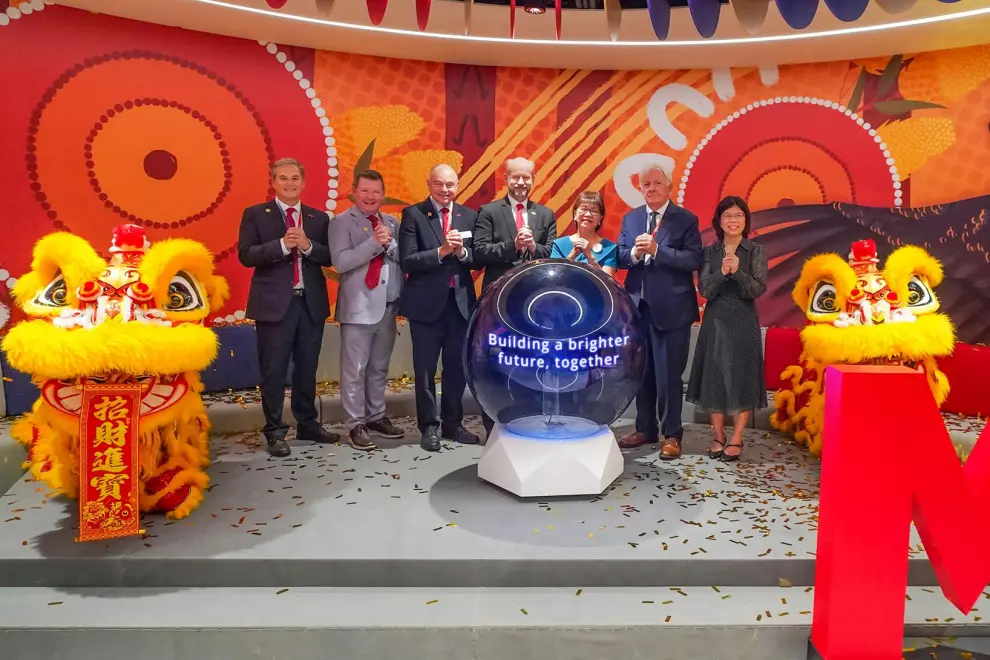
[464,0,474,35]
[729,0,769,35]
[605,0,622,42]
[314,0,334,17]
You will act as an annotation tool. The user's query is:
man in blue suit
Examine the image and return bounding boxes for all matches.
[617,162,703,460]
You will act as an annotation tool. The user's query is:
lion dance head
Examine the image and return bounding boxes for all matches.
[1,225,228,521]
[771,239,955,456]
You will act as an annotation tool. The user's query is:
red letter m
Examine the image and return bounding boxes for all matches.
[811,365,990,660]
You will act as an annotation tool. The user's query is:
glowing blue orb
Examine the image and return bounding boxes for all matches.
[464,260,647,440]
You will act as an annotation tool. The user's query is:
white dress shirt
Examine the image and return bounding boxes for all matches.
[631,199,670,264]
[276,197,313,289]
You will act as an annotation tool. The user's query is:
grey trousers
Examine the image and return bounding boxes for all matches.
[339,303,398,430]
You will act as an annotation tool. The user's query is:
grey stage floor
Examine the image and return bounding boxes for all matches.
[0,415,942,590]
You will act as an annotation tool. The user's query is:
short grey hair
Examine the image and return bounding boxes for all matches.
[271,158,306,179]
[638,162,671,185]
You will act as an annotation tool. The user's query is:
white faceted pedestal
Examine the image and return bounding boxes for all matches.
[477,423,625,497]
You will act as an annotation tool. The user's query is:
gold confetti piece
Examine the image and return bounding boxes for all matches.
[48,601,63,606]
[276,589,289,595]
[642,600,654,604]
[800,610,811,615]
[779,577,792,587]
[721,594,731,600]
[781,597,787,605]
[804,587,813,592]
[426,600,438,605]
[756,614,762,621]
[662,600,674,605]
[520,608,528,615]
[664,615,672,622]
[712,586,721,593]
[575,589,582,596]
[588,533,594,539]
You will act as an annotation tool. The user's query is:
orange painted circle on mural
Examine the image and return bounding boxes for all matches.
[29,52,271,252]
[88,104,228,223]
[720,139,851,208]
[748,169,828,212]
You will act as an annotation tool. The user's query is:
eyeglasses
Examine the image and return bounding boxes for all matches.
[722,213,746,221]
[575,207,602,217]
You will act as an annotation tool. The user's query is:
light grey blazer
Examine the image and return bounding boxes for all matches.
[328,206,402,325]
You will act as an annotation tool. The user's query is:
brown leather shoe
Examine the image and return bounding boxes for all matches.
[658,436,682,460]
[367,416,404,439]
[617,431,658,449]
[345,425,377,451]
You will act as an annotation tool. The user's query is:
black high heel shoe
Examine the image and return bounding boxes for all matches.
[707,439,725,459]
[720,440,744,462]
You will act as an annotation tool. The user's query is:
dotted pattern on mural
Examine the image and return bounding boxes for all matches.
[207,41,339,327]
[678,96,901,207]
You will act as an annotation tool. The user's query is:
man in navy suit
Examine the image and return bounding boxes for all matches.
[398,164,482,452]
[237,158,339,457]
[617,162,703,460]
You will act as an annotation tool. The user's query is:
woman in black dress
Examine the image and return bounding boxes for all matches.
[686,196,768,462]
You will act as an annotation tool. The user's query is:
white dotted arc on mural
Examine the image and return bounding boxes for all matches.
[0,0,52,27]
[677,96,902,208]
[214,40,340,327]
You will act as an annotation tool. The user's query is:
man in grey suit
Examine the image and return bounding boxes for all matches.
[328,170,405,451]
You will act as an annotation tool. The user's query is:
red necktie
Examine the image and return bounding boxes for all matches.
[365,214,384,289]
[285,207,301,287]
[515,203,525,230]
[441,207,454,287]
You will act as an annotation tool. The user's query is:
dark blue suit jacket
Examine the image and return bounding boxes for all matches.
[617,202,703,331]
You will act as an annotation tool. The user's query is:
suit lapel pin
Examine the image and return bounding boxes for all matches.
[265,208,271,213]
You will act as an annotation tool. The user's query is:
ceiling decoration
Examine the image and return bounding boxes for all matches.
[264,0,966,40]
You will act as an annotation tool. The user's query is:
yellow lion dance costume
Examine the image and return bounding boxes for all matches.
[771,239,955,456]
[1,224,228,521]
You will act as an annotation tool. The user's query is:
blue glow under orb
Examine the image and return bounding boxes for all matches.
[464,259,647,440]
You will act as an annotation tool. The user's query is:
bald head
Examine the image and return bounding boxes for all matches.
[505,157,535,203]
[427,163,459,207]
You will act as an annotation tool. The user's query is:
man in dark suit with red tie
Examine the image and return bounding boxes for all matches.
[474,157,557,292]
[473,156,558,435]
[398,164,482,452]
[617,162,703,460]
[237,158,339,457]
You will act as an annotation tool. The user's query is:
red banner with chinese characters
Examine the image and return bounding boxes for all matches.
[77,384,143,542]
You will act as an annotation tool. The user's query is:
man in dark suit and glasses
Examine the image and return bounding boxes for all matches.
[237,157,340,457]
[398,164,483,452]
[617,162,703,460]
[473,156,558,434]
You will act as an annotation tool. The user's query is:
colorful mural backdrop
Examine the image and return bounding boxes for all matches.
[1,5,988,344]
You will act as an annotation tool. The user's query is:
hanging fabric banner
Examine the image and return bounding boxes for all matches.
[366,0,388,26]
[510,0,517,38]
[77,384,143,543]
[775,0,819,29]
[824,0,869,21]
[730,0,769,34]
[604,0,622,42]
[315,0,335,17]
[416,0,432,31]
[555,0,562,41]
[874,0,917,12]
[646,0,672,40]
[464,0,474,35]
[688,0,721,38]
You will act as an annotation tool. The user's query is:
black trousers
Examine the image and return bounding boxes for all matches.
[410,290,468,431]
[634,301,691,440]
[255,294,325,439]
